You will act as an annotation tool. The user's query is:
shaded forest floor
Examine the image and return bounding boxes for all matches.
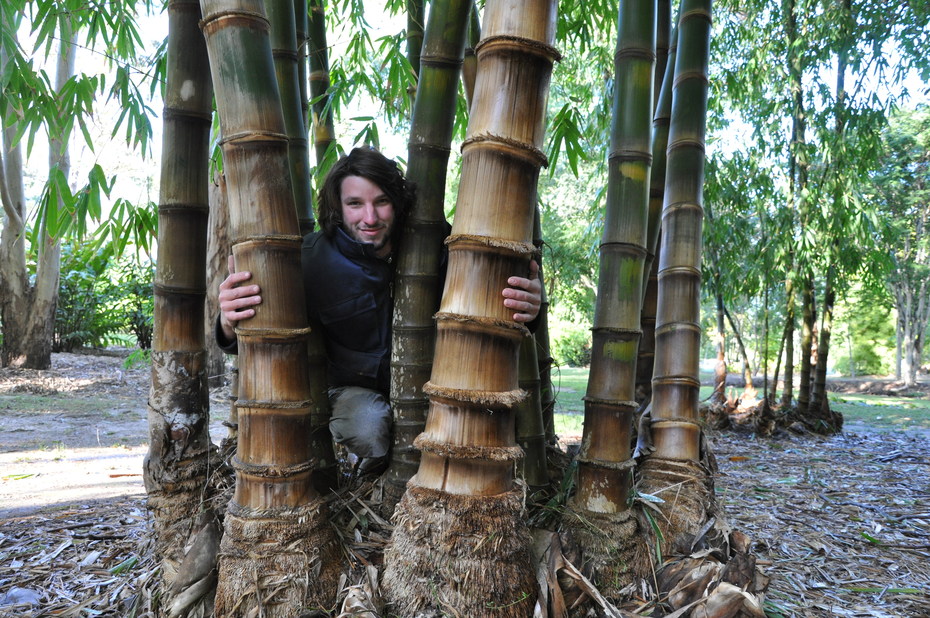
[0,353,928,616]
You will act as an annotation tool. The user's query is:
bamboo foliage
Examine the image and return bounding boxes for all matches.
[383,0,558,613]
[143,1,220,608]
[562,0,655,593]
[384,0,474,513]
[640,0,715,550]
[198,0,339,612]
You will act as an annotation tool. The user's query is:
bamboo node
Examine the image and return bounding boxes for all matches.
[161,107,213,123]
[581,396,639,411]
[444,233,537,256]
[666,135,707,152]
[652,375,702,388]
[575,456,637,471]
[153,283,207,296]
[418,53,464,69]
[433,311,529,336]
[591,325,642,337]
[413,436,524,462]
[231,455,317,478]
[157,203,210,215]
[233,398,313,410]
[234,326,312,339]
[598,240,649,258]
[608,148,654,164]
[615,47,657,62]
[462,133,549,168]
[475,34,562,63]
[653,321,702,336]
[271,49,299,62]
[231,233,303,246]
[656,264,702,279]
[423,381,527,408]
[218,129,289,147]
[406,141,453,157]
[199,9,270,33]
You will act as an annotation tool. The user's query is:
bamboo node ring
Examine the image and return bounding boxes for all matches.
[231,455,317,477]
[423,381,527,407]
[444,233,536,256]
[199,9,270,32]
[475,35,562,63]
[462,133,549,168]
[219,130,289,146]
[575,456,637,471]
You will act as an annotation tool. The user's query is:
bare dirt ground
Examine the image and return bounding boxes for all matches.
[0,353,928,616]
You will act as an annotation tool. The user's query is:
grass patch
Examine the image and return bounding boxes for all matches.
[829,392,930,432]
[549,368,930,436]
[0,394,113,416]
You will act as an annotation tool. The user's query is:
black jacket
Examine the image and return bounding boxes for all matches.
[301,228,394,394]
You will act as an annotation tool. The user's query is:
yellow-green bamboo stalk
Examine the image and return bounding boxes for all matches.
[199,1,339,612]
[563,0,655,594]
[144,2,220,608]
[267,0,314,235]
[383,0,558,613]
[308,0,336,167]
[640,0,714,552]
[383,0,473,514]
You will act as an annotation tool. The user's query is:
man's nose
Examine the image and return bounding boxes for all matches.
[361,204,378,224]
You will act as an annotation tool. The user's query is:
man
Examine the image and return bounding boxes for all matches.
[218,148,541,474]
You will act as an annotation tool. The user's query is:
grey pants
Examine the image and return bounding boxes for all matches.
[328,386,392,468]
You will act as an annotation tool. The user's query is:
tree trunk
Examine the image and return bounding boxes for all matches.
[383,0,557,612]
[198,0,339,612]
[0,17,69,369]
[808,268,841,432]
[797,274,814,410]
[724,305,753,393]
[143,3,223,611]
[712,288,727,404]
[639,0,717,554]
[383,0,473,514]
[782,279,796,405]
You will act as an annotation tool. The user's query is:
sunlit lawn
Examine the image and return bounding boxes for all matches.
[551,366,930,436]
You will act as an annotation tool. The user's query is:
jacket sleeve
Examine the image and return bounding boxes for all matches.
[214,314,239,355]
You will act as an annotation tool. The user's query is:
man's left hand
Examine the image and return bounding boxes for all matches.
[503,260,542,323]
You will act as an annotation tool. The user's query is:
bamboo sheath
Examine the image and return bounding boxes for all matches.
[146,0,215,589]
[385,0,473,508]
[574,0,655,514]
[267,0,314,235]
[651,0,712,462]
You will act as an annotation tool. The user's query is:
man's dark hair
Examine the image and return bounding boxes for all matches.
[317,147,416,241]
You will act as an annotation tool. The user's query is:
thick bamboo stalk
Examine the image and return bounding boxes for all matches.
[533,208,557,443]
[383,0,557,613]
[267,0,314,235]
[198,1,338,612]
[144,1,220,604]
[563,0,655,595]
[406,0,425,80]
[574,0,655,515]
[383,0,473,514]
[515,331,547,489]
[308,0,336,166]
[649,0,711,460]
[798,275,814,410]
[640,0,714,554]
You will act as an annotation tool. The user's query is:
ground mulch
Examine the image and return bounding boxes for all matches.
[1,355,928,616]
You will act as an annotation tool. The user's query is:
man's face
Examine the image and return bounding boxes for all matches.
[340,175,395,257]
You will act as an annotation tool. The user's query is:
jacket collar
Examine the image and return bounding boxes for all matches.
[333,227,392,262]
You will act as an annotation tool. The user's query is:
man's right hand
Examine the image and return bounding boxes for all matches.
[218,255,262,341]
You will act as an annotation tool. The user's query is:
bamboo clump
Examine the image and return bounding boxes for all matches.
[198,0,339,613]
[383,0,559,614]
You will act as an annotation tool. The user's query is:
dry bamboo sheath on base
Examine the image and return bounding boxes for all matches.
[198,0,339,613]
[383,0,558,614]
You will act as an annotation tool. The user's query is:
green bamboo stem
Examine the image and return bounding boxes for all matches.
[268,0,314,235]
[650,0,711,462]
[574,0,655,516]
[308,0,336,167]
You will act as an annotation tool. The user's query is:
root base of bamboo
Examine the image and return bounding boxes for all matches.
[383,485,536,617]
